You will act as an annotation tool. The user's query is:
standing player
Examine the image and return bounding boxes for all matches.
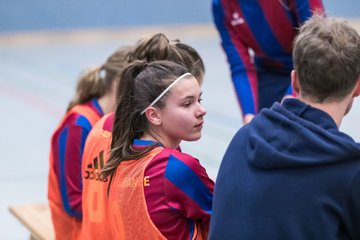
[212,0,324,123]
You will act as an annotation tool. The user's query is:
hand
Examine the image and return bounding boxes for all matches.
[243,114,255,124]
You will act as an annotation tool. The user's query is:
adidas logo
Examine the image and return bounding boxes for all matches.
[84,150,108,182]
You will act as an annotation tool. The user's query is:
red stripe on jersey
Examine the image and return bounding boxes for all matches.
[259,0,296,53]
[309,0,325,14]
[221,0,259,111]
[102,112,114,132]
[144,148,213,239]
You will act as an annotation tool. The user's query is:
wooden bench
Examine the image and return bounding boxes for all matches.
[9,203,55,240]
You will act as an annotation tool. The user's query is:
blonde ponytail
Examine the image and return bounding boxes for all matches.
[67,66,105,111]
[67,46,132,112]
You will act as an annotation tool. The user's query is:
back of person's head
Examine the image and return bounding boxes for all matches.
[102,60,190,178]
[129,33,205,84]
[293,14,360,102]
[174,42,205,85]
[67,45,132,111]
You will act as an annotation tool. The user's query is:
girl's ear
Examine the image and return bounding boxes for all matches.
[145,107,162,126]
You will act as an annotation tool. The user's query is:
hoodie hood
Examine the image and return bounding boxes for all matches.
[247,98,360,169]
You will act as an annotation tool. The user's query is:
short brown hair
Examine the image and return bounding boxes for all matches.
[293,15,360,102]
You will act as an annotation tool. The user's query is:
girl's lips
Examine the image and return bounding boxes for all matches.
[195,121,204,128]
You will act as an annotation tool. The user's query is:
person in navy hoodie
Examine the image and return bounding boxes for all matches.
[210,14,360,240]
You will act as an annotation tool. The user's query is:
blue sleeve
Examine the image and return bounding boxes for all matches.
[58,116,91,219]
[212,0,257,115]
[164,152,214,236]
[293,0,325,24]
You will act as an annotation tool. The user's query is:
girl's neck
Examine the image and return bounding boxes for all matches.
[141,131,180,149]
[98,94,114,115]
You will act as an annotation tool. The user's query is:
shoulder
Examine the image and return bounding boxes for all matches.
[153,148,210,185]
[161,148,204,172]
[150,148,207,177]
[220,124,251,170]
[212,0,221,6]
[212,0,225,12]
[88,113,113,137]
[65,104,101,131]
[63,113,92,132]
[229,122,251,147]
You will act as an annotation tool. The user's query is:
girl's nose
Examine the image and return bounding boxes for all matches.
[197,103,207,117]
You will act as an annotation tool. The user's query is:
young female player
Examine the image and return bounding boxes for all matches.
[102,60,214,240]
[80,33,206,240]
[48,46,131,240]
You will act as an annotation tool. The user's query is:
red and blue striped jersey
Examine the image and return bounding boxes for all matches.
[133,139,214,240]
[212,0,324,115]
[50,99,103,219]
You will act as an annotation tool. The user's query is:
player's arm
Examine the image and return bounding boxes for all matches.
[212,0,258,118]
[164,152,214,238]
[58,124,89,219]
[292,0,325,23]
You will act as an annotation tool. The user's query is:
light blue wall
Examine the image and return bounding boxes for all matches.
[0,0,358,33]
[0,0,212,32]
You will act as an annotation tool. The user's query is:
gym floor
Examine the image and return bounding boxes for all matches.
[0,1,359,238]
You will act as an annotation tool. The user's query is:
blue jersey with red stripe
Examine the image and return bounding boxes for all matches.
[51,99,103,219]
[212,0,324,115]
[133,139,214,240]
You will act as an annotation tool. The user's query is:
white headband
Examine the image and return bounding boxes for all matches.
[140,72,191,115]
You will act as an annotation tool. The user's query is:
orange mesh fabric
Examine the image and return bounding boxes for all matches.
[48,105,100,240]
[80,115,112,240]
[108,147,167,240]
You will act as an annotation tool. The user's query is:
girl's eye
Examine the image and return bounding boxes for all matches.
[183,101,192,107]
[198,98,203,103]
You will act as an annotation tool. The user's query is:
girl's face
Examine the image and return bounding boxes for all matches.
[157,76,206,147]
